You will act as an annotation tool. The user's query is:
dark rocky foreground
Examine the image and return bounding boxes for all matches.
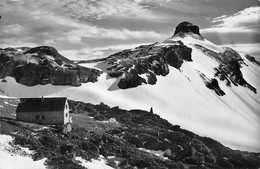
[68,100,260,169]
[1,97,259,169]
[0,46,101,86]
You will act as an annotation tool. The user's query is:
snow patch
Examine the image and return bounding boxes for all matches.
[97,118,119,124]
[168,34,224,53]
[138,148,168,160]
[79,63,101,70]
[139,73,148,82]
[3,101,17,107]
[33,126,50,131]
[76,156,113,169]
[26,53,40,65]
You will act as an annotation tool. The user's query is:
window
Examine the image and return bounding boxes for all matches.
[66,113,68,117]
[36,115,39,120]
[66,104,68,109]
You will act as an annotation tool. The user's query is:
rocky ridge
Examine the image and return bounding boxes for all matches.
[193,44,258,94]
[0,46,101,86]
[93,41,192,89]
[77,22,259,94]
[78,40,193,90]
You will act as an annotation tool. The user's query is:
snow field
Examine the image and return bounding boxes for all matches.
[0,134,47,169]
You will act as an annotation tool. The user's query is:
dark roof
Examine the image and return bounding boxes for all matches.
[16,97,67,113]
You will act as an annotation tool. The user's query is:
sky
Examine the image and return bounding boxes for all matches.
[0,0,259,60]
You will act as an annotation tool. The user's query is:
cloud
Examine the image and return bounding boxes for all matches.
[201,6,260,34]
[0,0,167,49]
[59,43,149,60]
[1,0,163,22]
[60,0,161,21]
[0,24,26,35]
[65,25,166,41]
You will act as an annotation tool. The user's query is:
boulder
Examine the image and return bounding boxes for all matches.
[191,139,211,155]
[147,72,157,85]
[138,133,160,150]
[217,158,234,169]
[205,78,225,96]
[118,73,146,89]
[164,149,172,158]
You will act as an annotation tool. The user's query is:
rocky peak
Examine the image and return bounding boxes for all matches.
[0,46,101,86]
[173,21,201,36]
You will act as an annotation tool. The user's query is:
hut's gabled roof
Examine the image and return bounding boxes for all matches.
[16,97,67,112]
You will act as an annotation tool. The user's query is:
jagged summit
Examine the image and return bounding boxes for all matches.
[173,21,201,36]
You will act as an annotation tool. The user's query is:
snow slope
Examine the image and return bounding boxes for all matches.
[0,34,259,152]
[0,135,47,169]
[0,134,115,169]
[0,77,69,98]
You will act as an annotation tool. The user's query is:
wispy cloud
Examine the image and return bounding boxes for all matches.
[0,0,167,49]
[60,0,163,21]
[202,6,260,34]
[60,43,148,60]
[200,5,260,45]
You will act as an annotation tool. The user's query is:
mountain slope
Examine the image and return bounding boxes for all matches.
[0,22,259,152]
[1,97,260,169]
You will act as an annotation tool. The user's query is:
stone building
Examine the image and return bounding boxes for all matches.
[16,97,72,126]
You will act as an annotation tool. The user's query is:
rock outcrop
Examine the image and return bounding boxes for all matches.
[0,46,101,86]
[83,41,192,89]
[174,21,201,36]
[194,44,257,93]
[198,71,226,96]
